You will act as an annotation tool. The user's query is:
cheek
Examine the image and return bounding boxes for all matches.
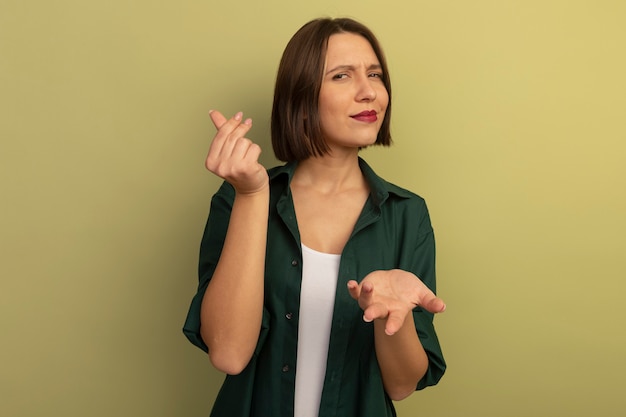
[319,91,339,112]
[379,88,390,109]
[317,106,334,136]
[318,97,340,125]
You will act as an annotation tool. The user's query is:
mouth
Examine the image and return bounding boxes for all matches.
[350,110,378,123]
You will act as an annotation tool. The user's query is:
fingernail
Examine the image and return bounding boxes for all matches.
[234,111,243,121]
[244,118,252,125]
[363,315,372,323]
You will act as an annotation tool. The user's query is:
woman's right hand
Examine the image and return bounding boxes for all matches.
[205,110,269,195]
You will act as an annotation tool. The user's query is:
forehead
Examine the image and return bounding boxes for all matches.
[324,32,379,66]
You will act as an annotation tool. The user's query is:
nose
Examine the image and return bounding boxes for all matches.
[356,75,377,102]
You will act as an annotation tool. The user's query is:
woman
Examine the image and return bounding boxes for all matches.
[184,17,446,417]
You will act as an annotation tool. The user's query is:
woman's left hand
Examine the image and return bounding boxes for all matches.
[347,270,446,336]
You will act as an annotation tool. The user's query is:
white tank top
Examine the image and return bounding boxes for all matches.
[294,244,341,417]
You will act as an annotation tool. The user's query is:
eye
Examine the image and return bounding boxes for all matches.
[332,73,348,80]
[368,72,383,79]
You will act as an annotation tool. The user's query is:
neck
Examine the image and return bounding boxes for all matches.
[292,153,364,194]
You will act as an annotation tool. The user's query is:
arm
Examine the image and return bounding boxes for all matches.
[199,110,269,375]
[373,307,427,401]
[347,270,446,400]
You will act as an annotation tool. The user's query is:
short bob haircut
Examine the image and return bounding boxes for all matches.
[271,18,392,162]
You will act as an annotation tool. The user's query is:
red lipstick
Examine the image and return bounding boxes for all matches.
[351,110,378,123]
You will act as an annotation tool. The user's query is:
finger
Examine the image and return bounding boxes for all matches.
[411,280,447,314]
[227,117,253,143]
[230,137,256,161]
[413,285,445,313]
[347,280,360,300]
[359,280,374,306]
[206,112,243,163]
[212,112,249,145]
[243,140,262,163]
[208,110,228,130]
[209,113,250,159]
[384,310,407,336]
[420,294,446,314]
[362,303,388,323]
[218,117,253,159]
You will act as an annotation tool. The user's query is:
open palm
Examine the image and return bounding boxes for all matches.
[347,269,446,336]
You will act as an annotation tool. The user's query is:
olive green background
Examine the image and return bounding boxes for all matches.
[1,1,625,416]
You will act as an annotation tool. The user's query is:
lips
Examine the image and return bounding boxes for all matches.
[350,110,378,123]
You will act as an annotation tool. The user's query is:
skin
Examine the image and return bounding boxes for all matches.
[317,33,388,152]
[199,33,446,401]
[200,111,268,374]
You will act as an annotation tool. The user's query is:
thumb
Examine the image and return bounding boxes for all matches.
[209,109,228,130]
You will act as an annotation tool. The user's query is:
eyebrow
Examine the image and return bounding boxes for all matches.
[325,63,382,75]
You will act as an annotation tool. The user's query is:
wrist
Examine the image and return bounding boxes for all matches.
[233,183,270,198]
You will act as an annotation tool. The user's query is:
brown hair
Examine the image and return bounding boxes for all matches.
[271,18,392,162]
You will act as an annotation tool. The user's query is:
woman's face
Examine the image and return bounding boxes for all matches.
[318,33,389,153]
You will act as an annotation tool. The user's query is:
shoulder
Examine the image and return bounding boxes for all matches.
[365,167,432,233]
[383,179,426,204]
[381,179,431,225]
[360,158,427,207]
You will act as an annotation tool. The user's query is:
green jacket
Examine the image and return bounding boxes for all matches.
[184,158,446,417]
